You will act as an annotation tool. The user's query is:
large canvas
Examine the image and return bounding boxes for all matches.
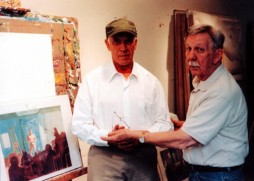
[0,95,82,181]
[0,33,56,103]
[0,14,81,111]
[187,10,244,84]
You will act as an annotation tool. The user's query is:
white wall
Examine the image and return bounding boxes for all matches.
[19,0,251,179]
[20,0,240,111]
[21,0,176,110]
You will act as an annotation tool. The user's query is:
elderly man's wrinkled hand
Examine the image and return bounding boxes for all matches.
[103,129,139,151]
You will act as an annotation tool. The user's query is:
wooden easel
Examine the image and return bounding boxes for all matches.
[0,3,87,180]
[49,167,87,181]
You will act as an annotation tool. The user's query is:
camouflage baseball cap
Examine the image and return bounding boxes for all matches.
[106,18,137,38]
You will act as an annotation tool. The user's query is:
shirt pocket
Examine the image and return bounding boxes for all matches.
[133,100,153,130]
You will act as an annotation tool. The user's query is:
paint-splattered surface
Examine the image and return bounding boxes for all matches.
[0,12,81,111]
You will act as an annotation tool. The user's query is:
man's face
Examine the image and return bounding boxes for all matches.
[185,33,219,81]
[105,32,137,69]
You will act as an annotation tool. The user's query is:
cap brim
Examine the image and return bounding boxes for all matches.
[108,29,137,37]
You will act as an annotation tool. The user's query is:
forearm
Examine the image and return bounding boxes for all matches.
[144,130,198,149]
[72,121,109,146]
[102,128,198,149]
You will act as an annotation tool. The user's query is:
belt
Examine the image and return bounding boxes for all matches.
[188,164,243,172]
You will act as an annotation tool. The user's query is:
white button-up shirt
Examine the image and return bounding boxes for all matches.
[72,61,173,146]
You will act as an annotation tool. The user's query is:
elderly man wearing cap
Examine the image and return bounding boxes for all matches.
[71,18,173,181]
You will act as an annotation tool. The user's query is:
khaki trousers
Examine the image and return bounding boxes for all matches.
[87,144,159,181]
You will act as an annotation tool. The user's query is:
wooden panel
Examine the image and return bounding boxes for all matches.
[173,10,190,120]
[0,0,21,7]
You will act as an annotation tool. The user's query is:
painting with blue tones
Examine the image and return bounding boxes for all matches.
[0,113,43,157]
[0,105,72,180]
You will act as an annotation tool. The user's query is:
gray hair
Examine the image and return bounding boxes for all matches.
[186,24,225,49]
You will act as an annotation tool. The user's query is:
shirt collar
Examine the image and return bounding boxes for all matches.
[105,60,139,82]
[192,64,225,92]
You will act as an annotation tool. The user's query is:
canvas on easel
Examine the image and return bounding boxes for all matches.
[0,13,81,111]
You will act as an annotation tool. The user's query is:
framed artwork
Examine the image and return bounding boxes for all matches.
[0,95,82,181]
[157,147,188,181]
[157,147,168,181]
[187,10,245,87]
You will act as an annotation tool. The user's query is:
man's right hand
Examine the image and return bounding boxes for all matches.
[171,119,184,130]
[107,127,140,151]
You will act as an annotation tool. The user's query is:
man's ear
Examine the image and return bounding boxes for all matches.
[133,38,138,50]
[105,38,110,51]
[214,49,223,64]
